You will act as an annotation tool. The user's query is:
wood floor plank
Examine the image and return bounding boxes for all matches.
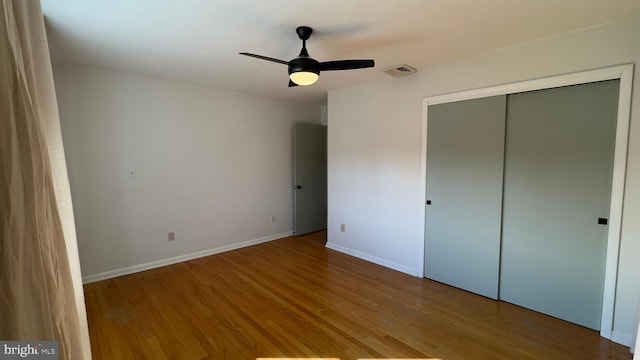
[84,231,632,359]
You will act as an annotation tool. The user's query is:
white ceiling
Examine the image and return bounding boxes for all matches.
[41,0,640,104]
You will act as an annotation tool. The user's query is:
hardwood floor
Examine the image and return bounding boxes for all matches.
[84,231,632,359]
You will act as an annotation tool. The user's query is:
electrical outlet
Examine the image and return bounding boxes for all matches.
[271,216,276,223]
[128,168,136,178]
[168,232,175,241]
[340,224,345,232]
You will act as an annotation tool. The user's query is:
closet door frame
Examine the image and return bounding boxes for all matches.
[418,64,634,340]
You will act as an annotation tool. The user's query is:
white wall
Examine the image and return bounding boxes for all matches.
[53,64,320,281]
[327,14,640,346]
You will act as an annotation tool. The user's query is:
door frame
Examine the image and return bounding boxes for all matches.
[418,64,634,340]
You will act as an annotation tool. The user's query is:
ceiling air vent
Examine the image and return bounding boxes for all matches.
[383,64,417,77]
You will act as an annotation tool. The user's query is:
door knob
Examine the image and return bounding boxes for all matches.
[295,185,302,189]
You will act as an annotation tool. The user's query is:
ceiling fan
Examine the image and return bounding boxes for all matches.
[240,26,375,87]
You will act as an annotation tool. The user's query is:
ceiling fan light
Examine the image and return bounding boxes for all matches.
[290,71,319,86]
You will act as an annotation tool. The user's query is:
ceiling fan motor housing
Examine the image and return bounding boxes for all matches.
[288,57,320,76]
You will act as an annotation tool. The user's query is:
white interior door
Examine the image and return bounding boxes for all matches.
[424,95,506,299]
[499,80,619,330]
[293,122,327,235]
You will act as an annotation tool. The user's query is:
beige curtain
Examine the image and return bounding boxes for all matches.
[0,0,91,359]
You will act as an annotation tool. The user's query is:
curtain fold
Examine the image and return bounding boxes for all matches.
[0,0,90,359]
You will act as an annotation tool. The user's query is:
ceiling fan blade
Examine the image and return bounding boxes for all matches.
[288,80,298,87]
[239,52,289,65]
[319,59,374,71]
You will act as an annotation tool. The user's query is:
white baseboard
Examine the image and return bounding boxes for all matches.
[611,329,633,348]
[325,242,417,277]
[82,231,293,284]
